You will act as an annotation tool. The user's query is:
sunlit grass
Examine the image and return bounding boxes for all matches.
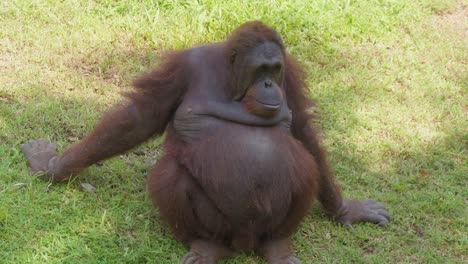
[1,0,466,263]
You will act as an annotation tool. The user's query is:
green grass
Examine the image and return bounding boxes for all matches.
[0,0,466,263]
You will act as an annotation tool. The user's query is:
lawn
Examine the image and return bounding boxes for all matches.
[0,0,466,263]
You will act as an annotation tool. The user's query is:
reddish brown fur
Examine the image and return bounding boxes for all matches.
[22,21,390,263]
[50,51,192,181]
[148,123,319,251]
[145,24,325,251]
[54,22,335,250]
[226,21,285,59]
[283,55,343,215]
[27,21,357,261]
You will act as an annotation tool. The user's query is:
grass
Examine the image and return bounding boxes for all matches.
[0,0,466,263]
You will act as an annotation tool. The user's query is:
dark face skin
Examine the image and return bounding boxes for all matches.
[21,21,390,264]
[232,42,285,118]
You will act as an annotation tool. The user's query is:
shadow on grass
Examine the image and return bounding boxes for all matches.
[2,36,465,262]
[6,37,464,194]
